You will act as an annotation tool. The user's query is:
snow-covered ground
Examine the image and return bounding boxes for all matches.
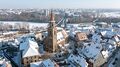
[100,12,120,18]
[0,21,48,29]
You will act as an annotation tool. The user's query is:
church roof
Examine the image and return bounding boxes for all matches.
[56,27,68,41]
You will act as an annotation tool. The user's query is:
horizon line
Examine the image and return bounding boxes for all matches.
[1,8,120,10]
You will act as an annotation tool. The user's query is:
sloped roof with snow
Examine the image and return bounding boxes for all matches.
[69,28,76,37]
[57,32,64,40]
[101,42,116,59]
[68,54,88,67]
[56,27,68,41]
[41,59,54,67]
[82,42,102,61]
[20,38,40,58]
[92,33,101,43]
[113,36,120,42]
[30,61,42,67]
[100,31,115,38]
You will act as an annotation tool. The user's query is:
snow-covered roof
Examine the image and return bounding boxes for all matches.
[0,55,11,67]
[15,39,19,45]
[92,33,101,43]
[67,24,79,27]
[95,22,107,25]
[101,41,116,59]
[101,50,109,58]
[41,59,54,67]
[101,31,115,38]
[68,54,88,67]
[69,28,76,37]
[20,38,40,58]
[82,42,102,61]
[0,59,8,67]
[108,39,116,45]
[102,44,116,59]
[56,27,63,31]
[114,36,120,42]
[57,32,64,40]
[30,61,42,67]
[3,31,16,35]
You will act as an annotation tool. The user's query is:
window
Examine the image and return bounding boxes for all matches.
[31,60,33,62]
[48,64,50,66]
[74,35,76,37]
[59,55,61,57]
[27,61,28,63]
[51,23,53,27]
[42,35,44,38]
[112,62,115,65]
[26,57,28,60]
[88,44,91,46]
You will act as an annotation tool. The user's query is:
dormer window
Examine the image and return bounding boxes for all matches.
[48,64,50,66]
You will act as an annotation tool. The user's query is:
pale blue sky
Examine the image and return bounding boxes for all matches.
[0,0,120,9]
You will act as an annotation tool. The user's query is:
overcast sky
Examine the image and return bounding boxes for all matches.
[0,0,120,9]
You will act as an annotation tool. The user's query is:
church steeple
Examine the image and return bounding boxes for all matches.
[50,11,55,22]
[49,11,56,28]
[44,11,57,53]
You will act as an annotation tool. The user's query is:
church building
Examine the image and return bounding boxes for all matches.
[44,11,68,53]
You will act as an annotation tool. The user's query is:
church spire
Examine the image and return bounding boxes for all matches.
[44,10,57,53]
[50,10,55,23]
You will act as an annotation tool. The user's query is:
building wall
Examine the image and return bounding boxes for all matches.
[117,42,120,47]
[93,53,106,67]
[22,55,41,66]
[44,26,57,53]
[44,35,68,53]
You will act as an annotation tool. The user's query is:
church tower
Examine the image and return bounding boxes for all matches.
[45,11,57,53]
